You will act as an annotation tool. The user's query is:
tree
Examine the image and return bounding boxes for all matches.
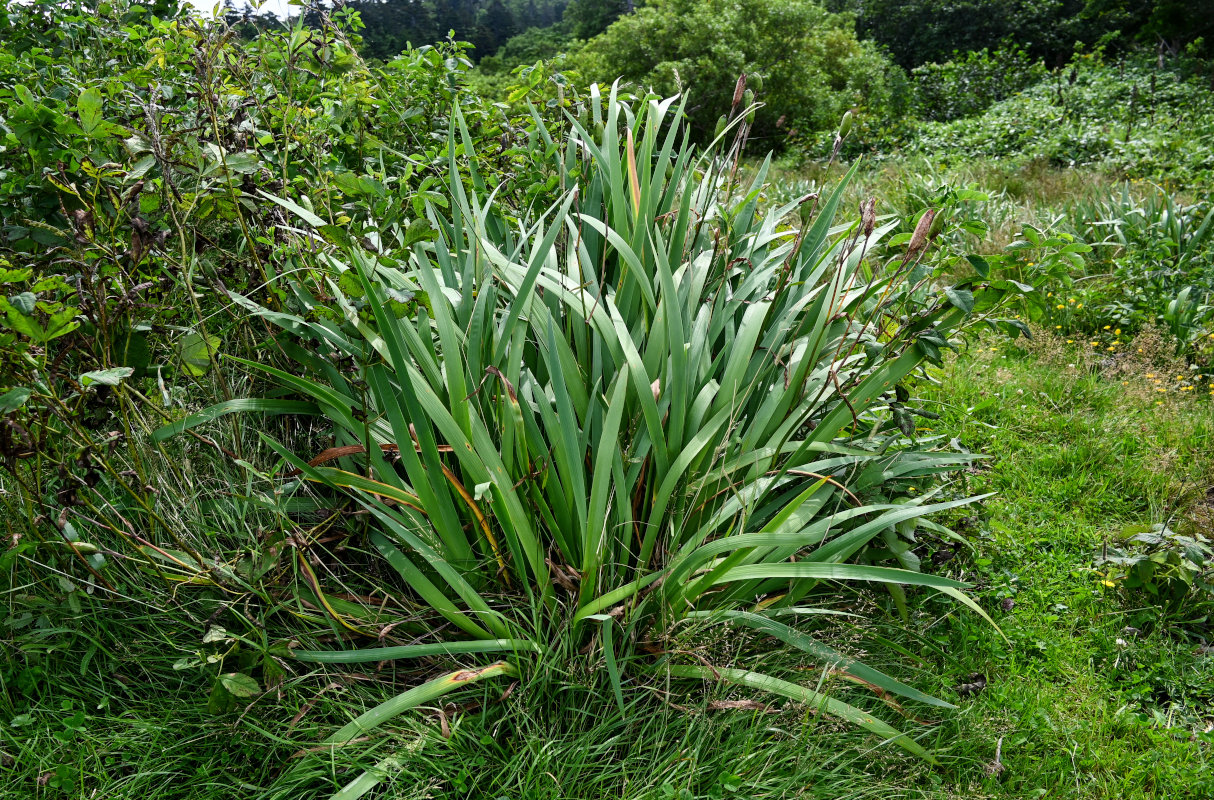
[573,0,894,143]
[1083,0,1214,55]
[826,0,1214,68]
[343,0,440,59]
[825,0,1090,68]
[334,0,568,61]
[477,20,574,74]
[563,0,634,40]
[478,0,518,51]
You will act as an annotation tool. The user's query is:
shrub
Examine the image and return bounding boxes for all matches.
[911,48,1047,122]
[570,0,895,145]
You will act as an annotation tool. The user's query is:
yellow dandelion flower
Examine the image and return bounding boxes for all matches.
[1066,339,1074,344]
[1114,328,1121,335]
[1076,304,1083,309]
[1103,325,1111,330]
[1055,304,1065,310]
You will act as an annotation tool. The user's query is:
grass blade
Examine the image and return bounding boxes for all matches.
[323,661,517,745]
[293,639,542,663]
[668,665,937,763]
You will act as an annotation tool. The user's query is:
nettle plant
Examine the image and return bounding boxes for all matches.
[166,89,1007,777]
[1096,524,1214,618]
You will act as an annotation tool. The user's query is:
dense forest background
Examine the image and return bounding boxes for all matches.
[209,0,1214,148]
[218,0,1214,67]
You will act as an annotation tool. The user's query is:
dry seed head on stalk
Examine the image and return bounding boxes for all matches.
[861,198,876,237]
[731,73,747,111]
[907,209,936,257]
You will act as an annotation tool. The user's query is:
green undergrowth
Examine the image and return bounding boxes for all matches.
[905,56,1214,190]
[5,339,1212,799]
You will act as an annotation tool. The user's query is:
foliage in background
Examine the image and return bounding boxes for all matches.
[1049,186,1214,357]
[563,0,636,39]
[824,0,1214,68]
[909,54,1214,187]
[570,0,895,144]
[910,48,1047,122]
[319,0,569,61]
[476,21,576,77]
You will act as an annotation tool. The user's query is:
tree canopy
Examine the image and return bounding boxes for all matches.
[572,0,893,142]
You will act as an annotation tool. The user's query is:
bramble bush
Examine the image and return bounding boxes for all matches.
[0,0,586,624]
[911,54,1214,188]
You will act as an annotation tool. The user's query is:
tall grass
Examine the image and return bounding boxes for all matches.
[163,88,1000,780]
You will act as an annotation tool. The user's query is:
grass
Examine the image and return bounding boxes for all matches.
[6,329,1212,799]
[905,330,1214,798]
